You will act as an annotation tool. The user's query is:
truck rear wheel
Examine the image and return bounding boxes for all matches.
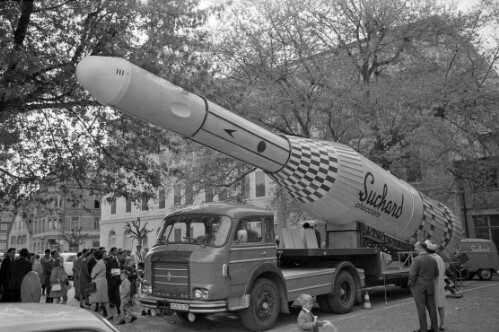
[327,271,355,314]
[478,269,493,281]
[240,278,280,331]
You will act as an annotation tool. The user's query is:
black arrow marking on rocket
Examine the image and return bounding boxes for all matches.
[224,129,236,138]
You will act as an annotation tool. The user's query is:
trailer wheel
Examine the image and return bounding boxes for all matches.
[240,278,280,331]
[478,269,493,281]
[327,271,355,314]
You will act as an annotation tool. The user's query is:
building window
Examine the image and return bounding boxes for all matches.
[17,235,22,244]
[10,236,15,244]
[185,183,193,205]
[94,217,100,230]
[473,215,499,249]
[218,188,228,201]
[109,231,116,248]
[0,243,5,250]
[205,187,214,203]
[0,224,7,231]
[0,233,6,241]
[111,197,117,215]
[92,240,100,248]
[94,200,100,209]
[126,197,132,213]
[141,195,149,211]
[255,171,266,197]
[159,188,166,209]
[71,216,80,229]
[174,184,182,205]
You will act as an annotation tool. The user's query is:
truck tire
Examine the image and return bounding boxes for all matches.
[478,269,493,281]
[327,271,355,314]
[240,278,280,331]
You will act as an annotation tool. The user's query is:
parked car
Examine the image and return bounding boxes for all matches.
[0,303,119,332]
[459,238,499,281]
[59,252,77,279]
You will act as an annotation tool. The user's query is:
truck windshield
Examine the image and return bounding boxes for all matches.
[155,214,232,247]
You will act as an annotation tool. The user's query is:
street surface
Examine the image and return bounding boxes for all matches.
[62,275,499,332]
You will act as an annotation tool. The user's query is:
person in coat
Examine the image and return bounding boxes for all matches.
[78,250,92,308]
[408,241,439,332]
[106,247,122,314]
[7,248,33,302]
[30,253,43,283]
[21,270,41,303]
[48,258,69,304]
[90,249,113,320]
[0,248,16,302]
[73,251,84,301]
[42,250,56,303]
[39,249,51,296]
[425,240,447,332]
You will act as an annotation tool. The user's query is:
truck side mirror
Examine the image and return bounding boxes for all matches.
[237,230,248,243]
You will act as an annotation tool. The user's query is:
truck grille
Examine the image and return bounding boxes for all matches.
[152,262,190,299]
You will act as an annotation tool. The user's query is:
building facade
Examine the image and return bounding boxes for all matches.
[7,213,32,252]
[0,210,15,252]
[99,170,270,251]
[31,187,101,253]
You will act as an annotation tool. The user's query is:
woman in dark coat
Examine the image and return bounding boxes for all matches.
[78,251,92,308]
[48,258,69,304]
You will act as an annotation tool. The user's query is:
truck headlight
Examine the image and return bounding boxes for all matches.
[141,280,152,295]
[194,288,209,299]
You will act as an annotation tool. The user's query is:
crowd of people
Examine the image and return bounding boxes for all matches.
[0,244,147,326]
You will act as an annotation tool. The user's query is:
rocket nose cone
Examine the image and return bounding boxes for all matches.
[76,56,130,106]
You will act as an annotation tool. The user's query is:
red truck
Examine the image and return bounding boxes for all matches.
[138,203,422,331]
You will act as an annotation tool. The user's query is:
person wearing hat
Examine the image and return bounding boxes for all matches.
[408,241,439,332]
[425,240,446,331]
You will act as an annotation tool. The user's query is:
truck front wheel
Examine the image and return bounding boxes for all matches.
[240,278,280,331]
[478,269,493,281]
[327,271,355,314]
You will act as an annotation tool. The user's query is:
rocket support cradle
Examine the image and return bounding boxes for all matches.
[76,56,464,260]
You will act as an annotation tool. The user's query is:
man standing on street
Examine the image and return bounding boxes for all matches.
[40,249,51,296]
[7,248,33,302]
[0,248,16,302]
[408,241,439,332]
[106,247,122,314]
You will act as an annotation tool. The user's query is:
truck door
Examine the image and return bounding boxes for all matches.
[228,217,276,304]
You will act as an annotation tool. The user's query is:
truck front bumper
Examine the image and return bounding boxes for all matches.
[139,294,228,314]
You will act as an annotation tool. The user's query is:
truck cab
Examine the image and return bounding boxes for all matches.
[139,204,286,330]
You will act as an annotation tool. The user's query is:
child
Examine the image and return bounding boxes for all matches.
[117,270,137,325]
[296,294,337,332]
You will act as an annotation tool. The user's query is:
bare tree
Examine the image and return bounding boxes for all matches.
[123,217,154,248]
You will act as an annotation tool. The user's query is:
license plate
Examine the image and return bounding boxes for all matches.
[170,303,189,311]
